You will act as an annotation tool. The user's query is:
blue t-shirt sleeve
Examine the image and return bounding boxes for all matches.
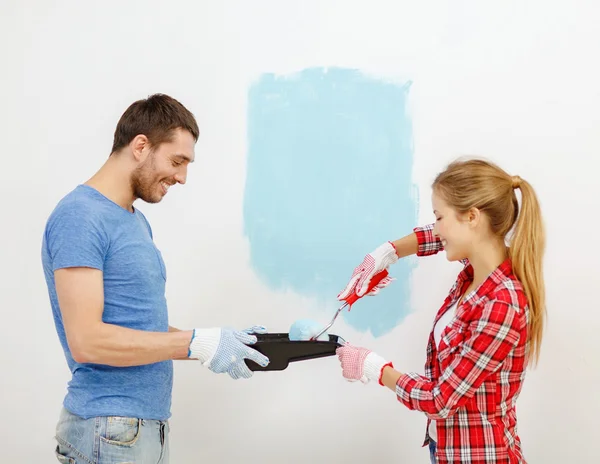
[46,203,109,272]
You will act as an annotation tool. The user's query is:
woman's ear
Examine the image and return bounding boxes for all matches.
[467,207,481,228]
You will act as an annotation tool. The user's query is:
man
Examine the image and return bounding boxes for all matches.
[42,94,269,463]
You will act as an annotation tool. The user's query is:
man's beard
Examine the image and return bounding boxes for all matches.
[130,153,162,204]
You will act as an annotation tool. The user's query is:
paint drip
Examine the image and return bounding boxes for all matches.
[289,319,329,341]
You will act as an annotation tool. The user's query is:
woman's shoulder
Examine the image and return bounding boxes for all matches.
[487,271,529,315]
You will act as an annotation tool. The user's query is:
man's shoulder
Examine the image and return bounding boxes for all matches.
[42,186,114,269]
[46,185,110,234]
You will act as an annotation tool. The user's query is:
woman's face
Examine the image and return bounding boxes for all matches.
[432,192,475,262]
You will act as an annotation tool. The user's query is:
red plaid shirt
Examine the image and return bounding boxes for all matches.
[395,224,530,463]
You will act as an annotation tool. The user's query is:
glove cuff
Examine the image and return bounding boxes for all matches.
[372,241,399,267]
[383,241,400,263]
[363,352,393,385]
[188,328,221,365]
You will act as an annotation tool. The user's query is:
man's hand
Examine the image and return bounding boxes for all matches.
[188,325,270,379]
[336,343,392,385]
[337,242,398,301]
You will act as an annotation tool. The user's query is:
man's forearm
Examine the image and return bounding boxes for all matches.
[70,322,193,367]
[168,325,196,359]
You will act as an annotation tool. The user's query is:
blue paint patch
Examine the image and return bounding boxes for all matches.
[243,67,418,337]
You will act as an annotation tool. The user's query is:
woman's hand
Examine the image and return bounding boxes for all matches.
[337,242,398,301]
[336,343,393,385]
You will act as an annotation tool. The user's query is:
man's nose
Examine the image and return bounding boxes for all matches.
[175,167,187,185]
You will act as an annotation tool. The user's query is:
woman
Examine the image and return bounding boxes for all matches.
[336,158,545,464]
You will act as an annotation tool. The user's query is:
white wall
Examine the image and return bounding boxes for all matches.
[1,1,599,462]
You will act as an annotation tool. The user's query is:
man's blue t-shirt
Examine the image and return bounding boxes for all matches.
[41,184,173,420]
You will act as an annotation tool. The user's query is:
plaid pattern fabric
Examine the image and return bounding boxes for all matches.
[396,224,530,463]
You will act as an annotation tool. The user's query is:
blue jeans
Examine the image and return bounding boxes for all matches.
[54,407,170,463]
[429,439,437,463]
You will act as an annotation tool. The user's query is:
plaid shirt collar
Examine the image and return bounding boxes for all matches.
[437,257,514,322]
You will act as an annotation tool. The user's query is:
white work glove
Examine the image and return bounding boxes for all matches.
[188,325,269,379]
[337,242,398,301]
[336,343,393,385]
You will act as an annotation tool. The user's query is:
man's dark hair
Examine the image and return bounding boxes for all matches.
[111,93,199,154]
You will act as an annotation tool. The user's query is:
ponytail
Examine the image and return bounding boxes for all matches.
[509,178,546,367]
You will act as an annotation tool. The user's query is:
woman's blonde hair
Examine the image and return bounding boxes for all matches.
[433,158,546,366]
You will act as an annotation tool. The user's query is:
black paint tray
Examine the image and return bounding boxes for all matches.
[245,333,345,371]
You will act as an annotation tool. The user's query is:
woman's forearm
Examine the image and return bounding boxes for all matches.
[391,232,419,258]
[381,365,404,391]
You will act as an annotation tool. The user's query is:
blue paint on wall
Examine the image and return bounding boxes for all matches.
[243,67,418,337]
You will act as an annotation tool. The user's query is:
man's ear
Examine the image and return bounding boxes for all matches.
[130,135,150,162]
